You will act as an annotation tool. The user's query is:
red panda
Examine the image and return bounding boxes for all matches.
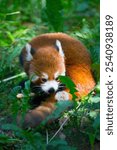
[19,33,95,127]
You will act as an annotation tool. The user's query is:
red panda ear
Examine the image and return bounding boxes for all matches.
[25,43,35,61]
[55,40,64,57]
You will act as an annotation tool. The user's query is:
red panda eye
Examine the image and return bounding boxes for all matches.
[41,78,47,82]
[55,77,59,81]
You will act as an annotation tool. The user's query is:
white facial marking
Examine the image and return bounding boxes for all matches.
[61,71,66,76]
[25,43,33,61]
[54,71,59,79]
[54,71,66,79]
[42,72,48,79]
[41,80,59,93]
[55,91,69,101]
[56,40,64,57]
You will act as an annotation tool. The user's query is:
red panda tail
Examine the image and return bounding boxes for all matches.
[18,100,56,128]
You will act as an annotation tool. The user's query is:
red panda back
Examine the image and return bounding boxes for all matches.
[29,33,91,65]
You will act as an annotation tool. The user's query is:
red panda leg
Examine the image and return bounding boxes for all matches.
[18,92,71,128]
[18,94,57,128]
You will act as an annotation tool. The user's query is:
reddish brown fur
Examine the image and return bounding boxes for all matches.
[20,33,95,127]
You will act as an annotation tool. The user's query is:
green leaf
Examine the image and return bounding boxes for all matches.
[89,111,98,119]
[59,76,76,90]
[24,80,31,91]
[0,134,18,144]
[47,139,76,150]
[90,96,100,103]
[9,86,21,100]
[6,46,21,65]
[6,11,20,16]
[42,101,73,124]
[92,63,100,81]
[94,82,100,93]
[45,0,64,31]
[6,31,15,42]
[59,76,78,103]
[88,133,95,149]
[77,2,89,11]
[93,114,100,129]
[1,123,22,132]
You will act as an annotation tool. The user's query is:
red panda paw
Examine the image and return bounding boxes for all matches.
[55,91,69,101]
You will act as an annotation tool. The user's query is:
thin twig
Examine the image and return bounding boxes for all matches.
[46,129,49,145]
[0,72,26,83]
[48,117,69,143]
[48,102,81,144]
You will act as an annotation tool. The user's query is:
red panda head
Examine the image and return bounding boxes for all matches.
[21,40,66,94]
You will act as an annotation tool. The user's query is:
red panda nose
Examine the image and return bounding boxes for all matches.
[48,88,55,94]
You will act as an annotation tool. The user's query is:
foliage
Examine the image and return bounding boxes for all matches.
[0,0,100,149]
[59,76,78,100]
[43,0,64,31]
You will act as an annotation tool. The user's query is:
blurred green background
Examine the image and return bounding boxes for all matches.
[0,0,100,149]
